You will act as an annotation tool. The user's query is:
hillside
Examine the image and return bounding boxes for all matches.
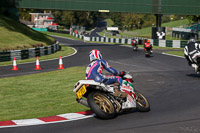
[0,15,55,51]
[102,19,191,39]
[120,19,191,39]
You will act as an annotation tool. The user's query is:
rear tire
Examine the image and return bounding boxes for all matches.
[197,58,200,68]
[87,91,117,119]
[145,53,149,57]
[135,90,150,112]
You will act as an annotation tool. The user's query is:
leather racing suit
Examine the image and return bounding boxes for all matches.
[184,41,200,73]
[184,41,200,65]
[86,59,122,85]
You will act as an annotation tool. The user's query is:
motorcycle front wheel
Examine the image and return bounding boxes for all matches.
[135,90,150,112]
[87,91,116,119]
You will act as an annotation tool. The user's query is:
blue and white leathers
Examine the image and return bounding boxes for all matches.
[86,59,122,85]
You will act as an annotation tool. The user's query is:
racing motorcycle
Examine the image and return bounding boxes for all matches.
[144,44,152,57]
[189,54,200,74]
[131,39,138,51]
[73,73,150,119]
[184,46,200,74]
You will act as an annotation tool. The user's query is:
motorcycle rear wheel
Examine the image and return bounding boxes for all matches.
[135,90,150,112]
[87,91,117,119]
[145,52,150,57]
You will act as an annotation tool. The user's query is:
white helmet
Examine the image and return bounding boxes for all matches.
[189,37,196,43]
[89,49,102,62]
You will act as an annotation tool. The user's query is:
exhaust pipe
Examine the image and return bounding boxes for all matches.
[77,98,89,107]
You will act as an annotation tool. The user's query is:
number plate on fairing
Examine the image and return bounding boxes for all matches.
[76,85,87,99]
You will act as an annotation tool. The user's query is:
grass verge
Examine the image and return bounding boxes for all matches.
[138,45,183,50]
[0,66,89,121]
[0,15,55,51]
[99,19,190,39]
[0,45,75,66]
[105,19,114,27]
[164,50,184,57]
[40,31,82,40]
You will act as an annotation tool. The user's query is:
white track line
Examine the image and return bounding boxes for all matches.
[162,52,184,58]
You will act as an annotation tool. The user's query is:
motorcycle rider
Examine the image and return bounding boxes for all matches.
[184,37,200,73]
[131,38,138,48]
[144,39,153,53]
[86,49,127,98]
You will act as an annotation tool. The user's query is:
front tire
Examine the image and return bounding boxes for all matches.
[135,90,150,112]
[87,91,117,119]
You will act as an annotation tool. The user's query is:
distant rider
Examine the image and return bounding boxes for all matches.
[144,40,153,53]
[86,49,127,98]
[131,38,138,47]
[184,37,200,73]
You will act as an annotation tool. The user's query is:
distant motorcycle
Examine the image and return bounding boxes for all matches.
[144,43,152,57]
[73,73,150,119]
[131,39,138,51]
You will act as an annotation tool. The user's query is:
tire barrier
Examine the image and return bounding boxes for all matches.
[70,32,187,48]
[0,42,61,62]
[149,39,187,48]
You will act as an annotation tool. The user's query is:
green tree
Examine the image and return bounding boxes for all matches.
[52,10,62,24]
[19,9,45,21]
[61,11,76,27]
[109,12,123,29]
[187,15,200,23]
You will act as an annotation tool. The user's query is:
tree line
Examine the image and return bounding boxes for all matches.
[19,9,198,30]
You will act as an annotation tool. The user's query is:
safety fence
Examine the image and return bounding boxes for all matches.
[149,39,188,48]
[0,42,60,62]
[71,32,187,48]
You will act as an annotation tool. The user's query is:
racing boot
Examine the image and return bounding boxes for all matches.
[197,59,200,74]
[192,64,199,73]
[197,66,200,74]
[113,82,127,98]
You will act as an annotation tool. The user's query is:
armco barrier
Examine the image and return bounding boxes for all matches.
[71,32,187,48]
[181,41,188,48]
[172,40,181,48]
[21,50,29,59]
[166,40,173,47]
[0,52,11,62]
[0,42,60,62]
[159,40,166,47]
[153,39,159,46]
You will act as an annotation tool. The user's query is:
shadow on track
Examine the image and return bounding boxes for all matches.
[70,43,123,47]
[186,73,200,78]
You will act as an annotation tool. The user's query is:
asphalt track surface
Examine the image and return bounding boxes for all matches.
[1,36,200,133]
[86,18,106,37]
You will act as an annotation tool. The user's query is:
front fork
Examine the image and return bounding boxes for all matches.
[106,93,122,113]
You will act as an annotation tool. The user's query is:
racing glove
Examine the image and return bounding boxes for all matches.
[119,71,126,77]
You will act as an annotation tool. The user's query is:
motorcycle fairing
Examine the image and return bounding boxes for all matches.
[74,79,137,109]
[73,80,105,92]
[121,81,136,109]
